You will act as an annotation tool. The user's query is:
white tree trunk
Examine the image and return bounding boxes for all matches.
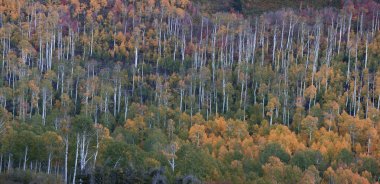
[73,134,79,184]
[47,152,52,174]
[64,135,68,184]
[23,146,28,171]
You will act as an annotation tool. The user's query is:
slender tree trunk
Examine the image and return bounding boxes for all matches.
[124,94,129,120]
[347,13,352,52]
[365,33,368,69]
[90,27,94,56]
[64,135,68,184]
[0,154,2,173]
[7,154,12,173]
[93,131,99,170]
[73,134,79,184]
[23,146,28,171]
[47,152,52,174]
[368,137,371,154]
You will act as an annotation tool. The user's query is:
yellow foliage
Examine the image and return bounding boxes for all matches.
[188,124,206,147]
[268,125,305,154]
[311,128,351,160]
[304,84,317,99]
[124,115,146,133]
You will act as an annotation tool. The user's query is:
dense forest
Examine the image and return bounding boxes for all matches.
[193,0,342,15]
[1,0,380,183]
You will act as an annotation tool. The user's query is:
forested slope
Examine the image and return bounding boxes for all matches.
[193,0,342,15]
[1,0,380,183]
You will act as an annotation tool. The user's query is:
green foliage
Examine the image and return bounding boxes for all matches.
[242,158,263,177]
[290,149,323,171]
[0,170,63,184]
[101,140,146,170]
[1,0,380,183]
[259,143,290,164]
[337,149,354,165]
[359,157,379,178]
[72,115,93,133]
[143,129,168,152]
[176,145,221,181]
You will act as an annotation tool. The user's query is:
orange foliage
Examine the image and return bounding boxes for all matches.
[311,128,351,160]
[189,124,206,147]
[268,125,305,154]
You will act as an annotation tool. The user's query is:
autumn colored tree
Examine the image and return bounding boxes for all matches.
[188,124,206,147]
[268,125,305,154]
[1,0,380,182]
[266,95,280,126]
[262,156,302,184]
[301,115,319,143]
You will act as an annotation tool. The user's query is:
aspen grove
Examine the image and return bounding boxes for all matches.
[1,0,380,183]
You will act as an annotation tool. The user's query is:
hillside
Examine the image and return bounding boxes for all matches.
[1,0,380,183]
[194,0,342,15]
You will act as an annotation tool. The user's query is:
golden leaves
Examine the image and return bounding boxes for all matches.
[189,124,206,147]
[268,125,305,154]
[304,84,317,99]
[124,115,146,133]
